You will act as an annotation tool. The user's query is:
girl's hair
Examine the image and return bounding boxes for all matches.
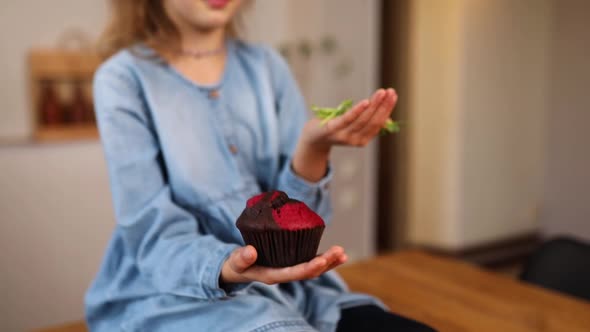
[97,0,246,59]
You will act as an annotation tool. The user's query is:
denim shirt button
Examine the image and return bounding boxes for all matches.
[208,89,220,99]
[229,144,238,155]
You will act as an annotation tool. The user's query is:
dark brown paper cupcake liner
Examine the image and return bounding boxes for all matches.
[239,227,325,267]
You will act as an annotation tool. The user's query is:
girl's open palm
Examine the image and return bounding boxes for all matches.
[221,245,347,285]
[303,88,398,148]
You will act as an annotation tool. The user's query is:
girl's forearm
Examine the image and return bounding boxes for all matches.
[291,141,331,182]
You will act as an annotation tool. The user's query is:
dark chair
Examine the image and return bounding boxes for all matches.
[520,236,590,301]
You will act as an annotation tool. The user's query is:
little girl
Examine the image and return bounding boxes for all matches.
[86,1,435,331]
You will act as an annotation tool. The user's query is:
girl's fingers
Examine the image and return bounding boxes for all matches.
[309,246,345,277]
[278,257,328,282]
[287,246,343,279]
[246,256,327,285]
[244,246,346,284]
[229,245,258,274]
[374,89,397,123]
[318,246,344,266]
[345,90,386,133]
[360,89,398,138]
[325,100,369,133]
[326,254,348,271]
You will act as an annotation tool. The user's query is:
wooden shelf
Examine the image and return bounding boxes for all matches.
[34,124,99,142]
[28,48,101,143]
[29,49,101,79]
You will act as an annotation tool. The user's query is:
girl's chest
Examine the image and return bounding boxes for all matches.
[141,71,280,204]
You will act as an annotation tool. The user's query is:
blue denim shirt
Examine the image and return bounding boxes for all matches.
[85,40,380,332]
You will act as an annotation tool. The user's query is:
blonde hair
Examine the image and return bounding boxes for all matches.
[97,0,246,59]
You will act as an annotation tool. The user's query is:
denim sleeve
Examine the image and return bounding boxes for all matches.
[94,63,245,299]
[265,48,334,223]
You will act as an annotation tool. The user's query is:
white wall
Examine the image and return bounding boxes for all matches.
[0,2,111,331]
[407,0,552,249]
[459,0,551,246]
[0,143,114,332]
[540,0,590,240]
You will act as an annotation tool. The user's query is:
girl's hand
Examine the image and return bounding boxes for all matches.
[304,88,398,149]
[220,245,347,285]
[292,88,398,182]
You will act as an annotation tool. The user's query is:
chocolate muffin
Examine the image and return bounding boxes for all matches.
[236,191,325,267]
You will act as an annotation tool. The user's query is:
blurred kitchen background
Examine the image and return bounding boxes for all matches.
[0,0,589,330]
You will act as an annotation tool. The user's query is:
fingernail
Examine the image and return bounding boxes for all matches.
[241,248,252,260]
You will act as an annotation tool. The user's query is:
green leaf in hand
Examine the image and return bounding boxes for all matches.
[335,99,353,114]
[311,99,400,135]
[381,119,400,135]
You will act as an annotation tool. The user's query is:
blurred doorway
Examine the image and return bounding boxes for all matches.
[376,0,412,252]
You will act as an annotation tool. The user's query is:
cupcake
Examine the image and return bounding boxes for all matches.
[236,191,325,267]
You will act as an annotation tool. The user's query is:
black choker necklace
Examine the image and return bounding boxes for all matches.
[179,46,225,59]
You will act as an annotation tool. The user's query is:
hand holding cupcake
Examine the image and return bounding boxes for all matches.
[221,191,347,285]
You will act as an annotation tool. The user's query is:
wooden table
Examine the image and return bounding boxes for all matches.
[337,250,590,332]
